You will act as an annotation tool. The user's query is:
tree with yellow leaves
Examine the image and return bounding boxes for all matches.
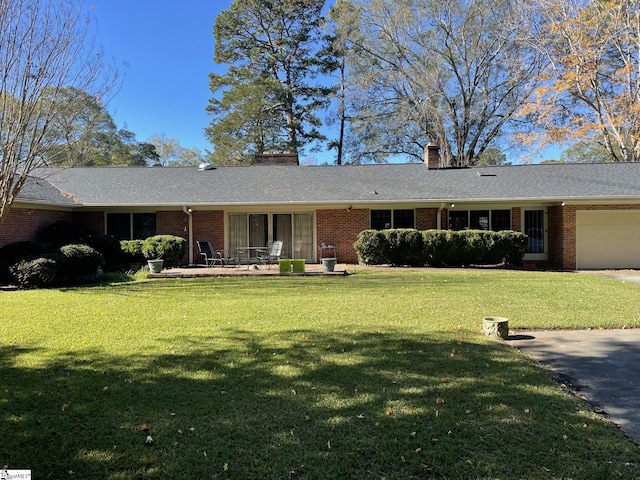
[525,0,640,162]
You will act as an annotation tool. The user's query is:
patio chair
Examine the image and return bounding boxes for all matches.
[256,240,283,268]
[197,241,226,267]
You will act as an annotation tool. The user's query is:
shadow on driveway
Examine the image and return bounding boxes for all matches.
[508,329,640,444]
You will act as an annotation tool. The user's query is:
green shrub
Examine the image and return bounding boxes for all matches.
[353,230,389,265]
[9,254,63,289]
[85,235,123,272]
[386,229,425,266]
[357,228,529,267]
[495,230,528,266]
[121,240,146,267]
[0,241,51,283]
[36,220,84,248]
[142,235,186,268]
[58,244,104,280]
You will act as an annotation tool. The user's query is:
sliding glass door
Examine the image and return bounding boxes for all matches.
[228,213,314,261]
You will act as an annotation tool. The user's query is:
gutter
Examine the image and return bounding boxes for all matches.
[183,206,193,265]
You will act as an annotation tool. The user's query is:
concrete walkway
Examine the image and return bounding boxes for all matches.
[508,329,640,444]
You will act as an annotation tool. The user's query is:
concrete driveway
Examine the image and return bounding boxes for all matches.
[508,329,640,444]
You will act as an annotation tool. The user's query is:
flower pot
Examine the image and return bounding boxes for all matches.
[147,259,164,273]
[482,317,509,339]
[321,258,336,272]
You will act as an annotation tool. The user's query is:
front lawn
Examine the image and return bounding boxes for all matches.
[1,269,640,479]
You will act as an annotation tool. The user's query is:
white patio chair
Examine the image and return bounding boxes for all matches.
[256,240,283,268]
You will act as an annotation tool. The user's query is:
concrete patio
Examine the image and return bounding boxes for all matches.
[148,262,350,278]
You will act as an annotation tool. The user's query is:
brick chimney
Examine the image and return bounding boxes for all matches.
[424,143,440,169]
[254,152,299,166]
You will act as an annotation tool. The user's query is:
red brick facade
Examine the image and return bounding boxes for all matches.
[316,208,369,263]
[0,207,72,246]
[3,203,640,269]
[191,210,225,262]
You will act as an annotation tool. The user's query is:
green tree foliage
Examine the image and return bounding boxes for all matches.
[45,88,159,166]
[0,0,119,227]
[331,0,541,166]
[476,148,511,166]
[147,133,205,167]
[206,0,333,164]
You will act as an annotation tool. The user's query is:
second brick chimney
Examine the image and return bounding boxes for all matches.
[424,143,441,169]
[254,152,299,166]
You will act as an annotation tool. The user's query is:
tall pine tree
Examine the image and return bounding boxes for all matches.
[207,0,333,164]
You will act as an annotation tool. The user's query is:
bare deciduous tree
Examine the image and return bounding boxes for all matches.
[332,0,542,166]
[0,0,118,226]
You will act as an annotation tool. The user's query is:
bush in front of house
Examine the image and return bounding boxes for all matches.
[422,230,457,267]
[386,229,425,266]
[141,235,186,268]
[85,235,123,272]
[120,240,146,268]
[9,254,64,289]
[494,230,528,266]
[0,240,52,283]
[354,229,528,267]
[58,244,104,280]
[353,230,390,265]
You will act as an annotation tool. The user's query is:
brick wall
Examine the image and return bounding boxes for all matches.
[192,210,225,262]
[0,207,72,247]
[317,208,369,263]
[416,208,439,230]
[546,206,564,268]
[511,207,521,232]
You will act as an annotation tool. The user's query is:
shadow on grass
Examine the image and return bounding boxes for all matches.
[1,331,639,479]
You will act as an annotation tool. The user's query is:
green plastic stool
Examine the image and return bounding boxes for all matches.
[292,259,305,273]
[279,259,292,273]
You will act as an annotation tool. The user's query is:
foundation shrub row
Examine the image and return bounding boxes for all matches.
[0,220,186,288]
[354,229,528,267]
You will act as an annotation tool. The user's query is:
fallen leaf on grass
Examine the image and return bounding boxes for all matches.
[61,403,70,412]
[385,407,394,416]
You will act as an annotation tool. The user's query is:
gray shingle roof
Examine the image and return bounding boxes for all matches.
[23,162,640,207]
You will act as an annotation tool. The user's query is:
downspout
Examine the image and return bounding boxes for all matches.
[183,206,193,265]
[437,203,445,230]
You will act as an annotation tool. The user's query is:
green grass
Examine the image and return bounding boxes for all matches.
[1,269,640,479]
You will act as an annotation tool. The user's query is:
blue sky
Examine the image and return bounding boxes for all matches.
[89,1,559,163]
[91,1,230,153]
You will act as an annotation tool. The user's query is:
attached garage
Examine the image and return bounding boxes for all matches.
[576,211,640,269]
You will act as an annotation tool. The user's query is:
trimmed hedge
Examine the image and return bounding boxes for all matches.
[85,235,123,272]
[0,240,51,283]
[10,254,64,289]
[58,244,104,280]
[354,229,527,267]
[141,235,186,268]
[121,240,146,267]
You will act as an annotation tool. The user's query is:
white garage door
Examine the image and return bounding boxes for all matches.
[576,211,640,269]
